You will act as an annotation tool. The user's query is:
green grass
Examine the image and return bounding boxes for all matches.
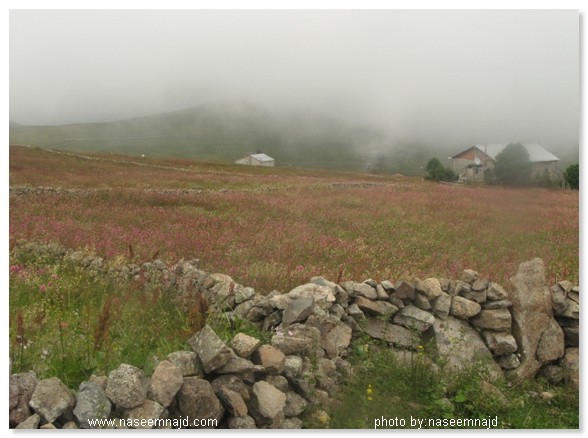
[328,339,579,429]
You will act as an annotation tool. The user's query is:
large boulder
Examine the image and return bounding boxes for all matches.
[249,381,287,427]
[149,360,184,407]
[361,317,417,349]
[74,381,112,429]
[281,297,315,327]
[507,258,565,382]
[176,377,224,427]
[29,377,76,423]
[188,325,233,373]
[9,371,38,426]
[393,305,435,332]
[425,317,503,381]
[105,364,146,409]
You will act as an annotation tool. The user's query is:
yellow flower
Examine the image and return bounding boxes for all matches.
[366,384,373,400]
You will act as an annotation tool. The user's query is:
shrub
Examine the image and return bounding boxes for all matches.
[564,164,579,190]
[494,143,532,186]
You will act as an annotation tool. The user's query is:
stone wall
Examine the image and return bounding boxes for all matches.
[9,245,580,429]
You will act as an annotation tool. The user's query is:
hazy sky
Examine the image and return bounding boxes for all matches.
[9,9,579,149]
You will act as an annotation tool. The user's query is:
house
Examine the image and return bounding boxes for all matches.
[450,144,560,183]
[235,153,275,167]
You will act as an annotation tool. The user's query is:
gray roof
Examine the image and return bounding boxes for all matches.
[472,144,559,163]
[249,153,274,162]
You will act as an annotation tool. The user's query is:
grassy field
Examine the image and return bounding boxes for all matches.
[9,145,579,427]
[10,145,578,292]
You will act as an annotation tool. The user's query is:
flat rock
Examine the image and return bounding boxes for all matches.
[287,284,335,309]
[449,296,481,319]
[29,377,75,423]
[282,297,314,327]
[470,308,512,331]
[216,387,248,417]
[416,278,443,300]
[149,360,184,407]
[15,413,40,429]
[74,381,112,428]
[361,317,417,349]
[188,324,233,373]
[393,305,435,332]
[354,296,398,316]
[231,333,261,358]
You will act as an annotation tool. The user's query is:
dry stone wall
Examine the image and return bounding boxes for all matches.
[9,245,580,429]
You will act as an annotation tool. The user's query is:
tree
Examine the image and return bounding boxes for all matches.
[564,164,579,190]
[493,143,532,186]
[425,158,457,182]
[425,158,446,181]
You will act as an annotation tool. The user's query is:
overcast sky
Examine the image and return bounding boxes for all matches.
[9,9,579,150]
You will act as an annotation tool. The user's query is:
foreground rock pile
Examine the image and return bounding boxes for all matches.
[9,244,580,429]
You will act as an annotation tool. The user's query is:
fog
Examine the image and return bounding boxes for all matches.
[9,9,579,153]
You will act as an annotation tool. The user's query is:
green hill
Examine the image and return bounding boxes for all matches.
[9,102,387,172]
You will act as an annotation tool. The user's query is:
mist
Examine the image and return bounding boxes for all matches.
[9,9,579,156]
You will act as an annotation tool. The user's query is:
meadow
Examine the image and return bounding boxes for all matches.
[9,145,579,427]
[10,145,578,292]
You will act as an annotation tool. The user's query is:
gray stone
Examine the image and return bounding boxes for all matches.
[231,333,261,358]
[271,334,312,356]
[261,310,282,332]
[380,280,395,291]
[482,331,518,356]
[449,295,481,319]
[561,348,579,390]
[149,360,183,407]
[249,381,287,426]
[472,278,489,291]
[212,375,250,402]
[124,400,167,429]
[265,375,289,392]
[425,317,503,381]
[227,415,257,429]
[9,371,37,426]
[246,305,270,322]
[74,381,112,428]
[329,303,346,318]
[335,286,350,307]
[15,413,40,429]
[395,281,416,301]
[487,282,509,300]
[550,284,569,315]
[498,354,520,370]
[389,293,405,309]
[251,345,286,374]
[416,278,443,300]
[29,377,75,423]
[413,293,432,310]
[217,387,248,417]
[563,326,579,347]
[9,382,18,410]
[431,292,451,320]
[268,294,293,310]
[361,317,417,349]
[354,296,398,316]
[105,364,146,409]
[482,299,512,309]
[284,356,304,377]
[322,323,353,359]
[177,377,224,427]
[284,391,308,417]
[461,288,487,304]
[188,324,233,373]
[346,303,365,320]
[233,300,255,320]
[568,290,579,304]
[287,283,335,309]
[393,305,435,332]
[364,278,378,287]
[282,297,314,327]
[347,282,378,300]
[235,286,255,304]
[310,276,338,290]
[62,421,78,429]
[39,423,57,429]
[536,318,565,362]
[315,358,338,395]
[283,417,303,429]
[558,280,573,293]
[507,258,561,382]
[470,308,512,332]
[215,353,263,374]
[462,269,479,284]
[559,299,579,319]
[166,351,202,377]
[376,284,389,300]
